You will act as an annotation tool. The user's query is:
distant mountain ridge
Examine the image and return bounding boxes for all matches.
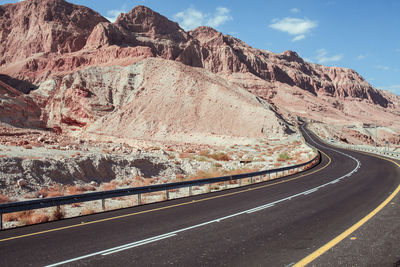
[0,0,391,108]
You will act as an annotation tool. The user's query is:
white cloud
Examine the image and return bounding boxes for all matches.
[303,57,313,63]
[357,55,366,60]
[269,17,317,41]
[269,17,317,35]
[207,7,232,28]
[292,34,305,42]
[290,8,300,13]
[315,49,343,64]
[105,6,127,23]
[174,8,204,30]
[174,6,232,31]
[375,65,390,71]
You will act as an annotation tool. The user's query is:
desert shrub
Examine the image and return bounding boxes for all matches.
[278,152,291,161]
[66,185,86,195]
[196,156,208,162]
[51,207,65,220]
[214,162,222,167]
[178,153,190,159]
[3,210,49,225]
[208,152,231,161]
[199,150,209,156]
[190,167,259,180]
[101,180,118,191]
[176,174,185,181]
[30,212,50,224]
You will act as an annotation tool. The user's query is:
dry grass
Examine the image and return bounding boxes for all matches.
[3,210,50,226]
[101,180,118,191]
[81,208,96,216]
[190,167,259,180]
[176,174,185,181]
[51,207,65,220]
[199,150,209,156]
[178,152,191,159]
[30,212,50,224]
[0,194,11,203]
[33,186,64,198]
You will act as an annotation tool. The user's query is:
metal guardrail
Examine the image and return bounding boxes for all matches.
[343,146,400,159]
[309,127,399,160]
[0,150,321,230]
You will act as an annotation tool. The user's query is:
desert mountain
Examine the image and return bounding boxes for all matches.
[0,0,398,145]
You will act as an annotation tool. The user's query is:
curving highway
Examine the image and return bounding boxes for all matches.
[0,124,399,266]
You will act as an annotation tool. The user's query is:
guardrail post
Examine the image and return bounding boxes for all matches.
[189,186,193,196]
[250,177,253,184]
[208,184,212,193]
[101,199,105,210]
[225,181,228,189]
[57,205,61,214]
[239,179,242,187]
[166,190,169,200]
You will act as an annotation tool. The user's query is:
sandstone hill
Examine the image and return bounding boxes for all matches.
[0,0,398,145]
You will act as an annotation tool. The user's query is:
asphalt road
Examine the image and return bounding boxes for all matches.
[0,125,398,266]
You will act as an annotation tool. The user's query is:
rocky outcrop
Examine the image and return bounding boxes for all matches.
[190,26,388,107]
[36,58,286,142]
[0,80,44,128]
[0,0,107,63]
[0,1,396,137]
[85,6,203,67]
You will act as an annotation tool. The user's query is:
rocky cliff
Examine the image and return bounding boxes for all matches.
[0,0,398,144]
[0,2,390,107]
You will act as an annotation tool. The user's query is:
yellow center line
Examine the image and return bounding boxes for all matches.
[294,150,400,267]
[0,151,331,243]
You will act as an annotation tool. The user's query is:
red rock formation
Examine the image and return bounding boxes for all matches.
[0,1,397,141]
[0,80,44,128]
[190,26,388,107]
[0,0,107,63]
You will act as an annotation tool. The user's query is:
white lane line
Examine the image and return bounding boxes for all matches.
[101,234,177,256]
[303,188,318,195]
[246,204,275,214]
[46,126,362,266]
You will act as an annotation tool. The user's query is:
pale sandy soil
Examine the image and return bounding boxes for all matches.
[0,124,315,229]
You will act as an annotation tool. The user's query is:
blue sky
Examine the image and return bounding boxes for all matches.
[2,0,400,95]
